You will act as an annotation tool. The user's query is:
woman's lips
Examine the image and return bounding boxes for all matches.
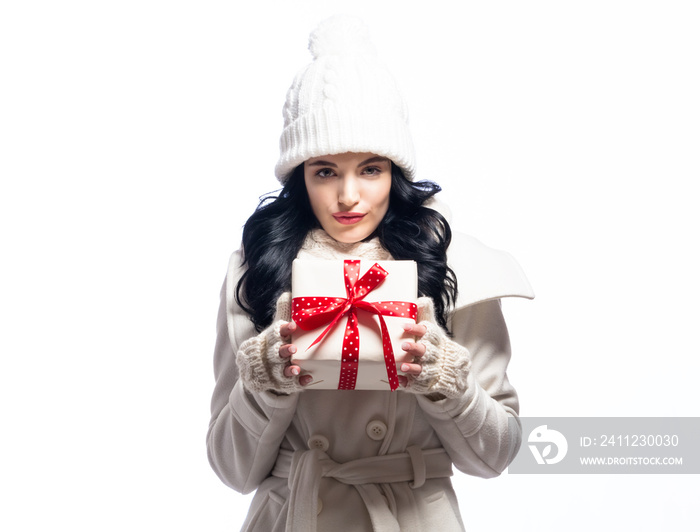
[332,212,366,225]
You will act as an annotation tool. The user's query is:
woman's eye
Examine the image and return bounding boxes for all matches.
[362,166,382,176]
[316,168,335,178]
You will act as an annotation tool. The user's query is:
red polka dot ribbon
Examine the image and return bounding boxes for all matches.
[292,260,417,391]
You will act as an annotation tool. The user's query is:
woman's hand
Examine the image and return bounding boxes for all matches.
[236,292,312,394]
[397,297,472,399]
[397,322,428,387]
[279,321,313,387]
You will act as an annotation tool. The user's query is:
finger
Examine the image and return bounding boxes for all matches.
[299,374,313,387]
[280,321,297,338]
[401,340,426,358]
[400,362,422,376]
[403,322,428,337]
[279,344,297,359]
[284,364,302,378]
[398,375,408,388]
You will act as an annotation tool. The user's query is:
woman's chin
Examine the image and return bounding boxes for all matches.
[324,225,374,244]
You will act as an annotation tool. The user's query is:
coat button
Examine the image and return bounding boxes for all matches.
[366,420,388,441]
[307,435,330,451]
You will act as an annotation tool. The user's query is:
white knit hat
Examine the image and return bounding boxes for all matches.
[275,15,416,183]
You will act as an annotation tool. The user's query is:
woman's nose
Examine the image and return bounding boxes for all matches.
[338,175,360,207]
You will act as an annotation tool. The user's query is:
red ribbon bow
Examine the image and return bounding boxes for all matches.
[292,260,417,391]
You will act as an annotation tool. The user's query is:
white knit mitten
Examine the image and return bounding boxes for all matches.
[236,292,305,394]
[402,297,472,399]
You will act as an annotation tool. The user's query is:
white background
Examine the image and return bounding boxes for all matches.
[1,1,698,530]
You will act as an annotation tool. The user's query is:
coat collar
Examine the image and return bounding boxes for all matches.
[447,231,535,311]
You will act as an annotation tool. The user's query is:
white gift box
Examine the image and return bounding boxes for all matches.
[291,259,417,390]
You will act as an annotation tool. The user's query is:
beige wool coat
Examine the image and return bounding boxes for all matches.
[207,230,534,531]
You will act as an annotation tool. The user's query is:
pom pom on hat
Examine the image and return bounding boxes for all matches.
[275,15,416,183]
[308,14,377,59]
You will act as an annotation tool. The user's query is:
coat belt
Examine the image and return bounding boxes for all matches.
[271,446,453,532]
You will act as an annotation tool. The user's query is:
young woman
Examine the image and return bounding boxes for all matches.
[207,16,533,532]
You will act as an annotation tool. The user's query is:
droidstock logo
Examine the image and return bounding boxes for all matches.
[528,425,568,465]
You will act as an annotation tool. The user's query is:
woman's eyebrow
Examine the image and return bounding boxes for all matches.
[358,156,390,166]
[307,160,338,167]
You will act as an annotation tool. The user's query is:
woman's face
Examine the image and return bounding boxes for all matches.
[303,152,392,244]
